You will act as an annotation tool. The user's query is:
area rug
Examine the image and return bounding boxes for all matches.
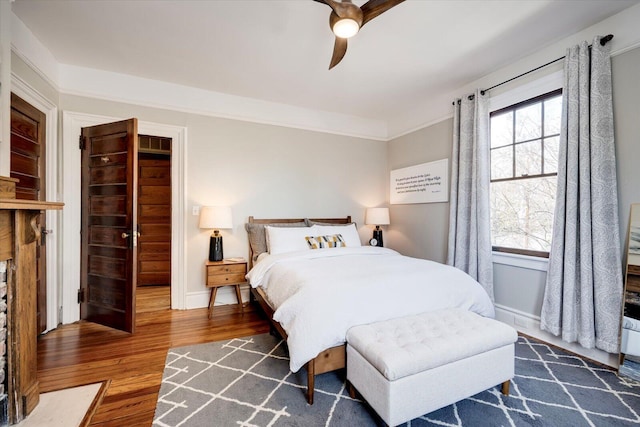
[153,334,640,426]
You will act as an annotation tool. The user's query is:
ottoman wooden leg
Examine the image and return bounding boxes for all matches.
[346,380,357,398]
[501,380,510,396]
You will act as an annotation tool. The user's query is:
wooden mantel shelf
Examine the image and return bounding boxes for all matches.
[0,199,63,211]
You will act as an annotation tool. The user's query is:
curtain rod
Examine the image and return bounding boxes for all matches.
[453,34,614,105]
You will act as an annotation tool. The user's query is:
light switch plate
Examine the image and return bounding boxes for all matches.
[192,205,200,216]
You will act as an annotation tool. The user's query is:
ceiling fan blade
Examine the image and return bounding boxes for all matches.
[312,0,352,18]
[329,37,348,69]
[360,0,405,27]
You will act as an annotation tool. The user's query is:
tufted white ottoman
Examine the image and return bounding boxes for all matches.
[346,308,518,426]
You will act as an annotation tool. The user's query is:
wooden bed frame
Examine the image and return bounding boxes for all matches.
[247,216,351,404]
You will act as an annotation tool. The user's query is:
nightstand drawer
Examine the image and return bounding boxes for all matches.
[207,272,246,286]
[207,264,245,275]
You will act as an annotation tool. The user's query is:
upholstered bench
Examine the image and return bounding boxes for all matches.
[346,308,518,426]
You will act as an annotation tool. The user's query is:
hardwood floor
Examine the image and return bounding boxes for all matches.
[135,285,171,313]
[37,286,270,426]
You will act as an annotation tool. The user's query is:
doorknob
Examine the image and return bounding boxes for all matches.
[122,232,130,239]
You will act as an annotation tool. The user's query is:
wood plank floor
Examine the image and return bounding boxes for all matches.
[37,286,270,426]
[135,285,172,313]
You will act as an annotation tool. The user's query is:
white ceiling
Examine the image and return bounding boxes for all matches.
[11,0,639,137]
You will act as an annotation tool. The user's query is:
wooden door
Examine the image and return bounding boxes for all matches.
[80,119,138,333]
[137,152,171,287]
[10,93,47,334]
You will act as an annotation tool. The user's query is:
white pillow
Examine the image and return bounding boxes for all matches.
[265,226,314,255]
[312,223,362,247]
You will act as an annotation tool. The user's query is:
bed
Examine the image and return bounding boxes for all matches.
[245,216,494,404]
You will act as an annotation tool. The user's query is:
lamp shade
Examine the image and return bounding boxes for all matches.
[365,207,390,226]
[199,206,233,230]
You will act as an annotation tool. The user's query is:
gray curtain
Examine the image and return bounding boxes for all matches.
[447,90,494,301]
[540,36,622,353]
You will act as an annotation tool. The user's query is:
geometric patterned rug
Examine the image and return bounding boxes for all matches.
[153,334,640,426]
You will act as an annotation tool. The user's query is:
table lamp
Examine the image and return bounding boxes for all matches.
[199,206,232,261]
[365,207,390,247]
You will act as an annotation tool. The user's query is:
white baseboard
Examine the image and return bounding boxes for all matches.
[186,284,251,309]
[495,304,619,368]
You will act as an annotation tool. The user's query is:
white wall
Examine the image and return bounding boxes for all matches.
[0,1,11,175]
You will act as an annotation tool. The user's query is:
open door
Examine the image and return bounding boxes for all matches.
[80,119,138,333]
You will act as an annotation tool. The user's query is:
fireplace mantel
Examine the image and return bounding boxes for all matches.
[0,176,63,425]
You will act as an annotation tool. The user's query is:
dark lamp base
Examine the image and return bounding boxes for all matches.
[209,235,223,262]
[373,229,383,247]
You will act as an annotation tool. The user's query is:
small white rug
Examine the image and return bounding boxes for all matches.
[16,383,102,427]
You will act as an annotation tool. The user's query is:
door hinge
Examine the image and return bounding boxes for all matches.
[77,288,85,303]
[79,135,86,150]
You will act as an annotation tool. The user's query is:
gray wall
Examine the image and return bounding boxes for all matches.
[59,94,388,296]
[11,48,389,309]
[387,46,640,319]
[386,119,452,263]
[613,47,640,258]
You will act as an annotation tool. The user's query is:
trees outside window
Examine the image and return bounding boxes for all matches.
[490,90,562,257]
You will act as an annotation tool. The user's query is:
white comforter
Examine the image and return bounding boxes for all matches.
[246,246,494,372]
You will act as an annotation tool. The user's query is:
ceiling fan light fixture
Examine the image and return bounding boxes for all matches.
[332,18,360,38]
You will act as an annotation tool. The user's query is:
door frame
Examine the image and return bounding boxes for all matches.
[11,73,59,333]
[62,111,187,324]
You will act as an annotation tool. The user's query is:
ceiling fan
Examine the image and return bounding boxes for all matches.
[313,0,405,69]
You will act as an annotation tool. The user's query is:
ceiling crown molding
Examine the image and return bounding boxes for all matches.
[58,64,389,141]
[11,11,388,141]
[10,12,59,91]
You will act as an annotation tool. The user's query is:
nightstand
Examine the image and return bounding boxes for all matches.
[206,259,247,319]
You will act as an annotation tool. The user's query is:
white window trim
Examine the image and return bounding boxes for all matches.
[492,251,549,272]
[488,70,563,114]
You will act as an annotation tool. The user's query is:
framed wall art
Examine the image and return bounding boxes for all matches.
[390,159,448,205]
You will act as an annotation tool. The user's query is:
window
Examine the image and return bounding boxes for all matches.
[490,89,562,257]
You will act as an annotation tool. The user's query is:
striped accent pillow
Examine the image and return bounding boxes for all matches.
[305,234,346,249]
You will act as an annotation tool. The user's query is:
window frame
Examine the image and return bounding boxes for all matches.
[489,88,562,258]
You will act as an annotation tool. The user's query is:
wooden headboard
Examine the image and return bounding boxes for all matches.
[247,215,352,269]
